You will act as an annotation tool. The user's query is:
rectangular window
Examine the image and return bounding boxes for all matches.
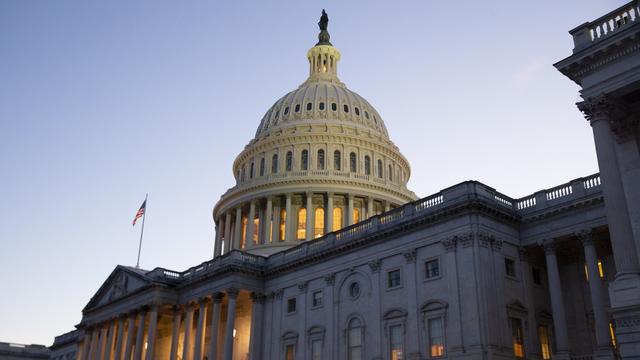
[532,267,542,285]
[428,318,445,357]
[538,325,551,360]
[425,259,440,279]
[387,269,401,289]
[312,290,323,307]
[510,317,525,358]
[505,258,516,277]
[610,322,617,348]
[287,298,297,313]
[285,344,295,360]
[311,339,322,360]
[390,324,404,360]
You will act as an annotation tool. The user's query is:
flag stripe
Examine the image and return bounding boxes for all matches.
[132,200,146,226]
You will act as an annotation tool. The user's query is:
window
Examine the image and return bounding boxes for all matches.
[505,258,516,277]
[610,322,617,348]
[349,282,361,299]
[364,156,371,175]
[272,154,278,173]
[510,317,525,358]
[349,152,357,172]
[532,267,542,285]
[428,318,445,357]
[319,102,325,110]
[377,159,383,178]
[355,107,360,116]
[347,318,363,360]
[317,149,325,170]
[390,324,404,360]
[301,150,308,170]
[344,104,349,113]
[311,339,322,360]
[306,102,312,111]
[253,217,259,243]
[334,150,341,170]
[331,103,337,111]
[332,207,342,232]
[285,344,295,360]
[586,260,606,281]
[259,158,265,176]
[538,325,551,360]
[388,164,393,181]
[353,208,360,224]
[279,209,286,241]
[284,106,290,115]
[287,298,297,313]
[241,166,246,182]
[314,208,324,238]
[297,208,306,240]
[388,269,401,289]
[364,111,369,119]
[425,259,440,279]
[286,151,293,171]
[250,162,255,179]
[312,290,323,307]
[295,104,300,112]
[241,216,247,249]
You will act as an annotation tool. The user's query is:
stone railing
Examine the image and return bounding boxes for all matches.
[151,173,602,281]
[570,0,639,52]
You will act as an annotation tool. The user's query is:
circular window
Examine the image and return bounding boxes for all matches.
[349,282,361,299]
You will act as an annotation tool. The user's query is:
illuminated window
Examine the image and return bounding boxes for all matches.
[510,317,525,358]
[314,208,324,238]
[285,344,295,360]
[389,324,404,360]
[317,149,325,170]
[334,150,341,171]
[241,216,247,249]
[301,150,308,170]
[538,325,551,360]
[286,151,293,171]
[598,260,605,278]
[332,207,342,232]
[428,318,445,357]
[253,218,259,243]
[353,208,360,224]
[279,209,286,241]
[347,318,363,360]
[272,154,278,173]
[364,156,371,175]
[311,339,322,360]
[350,152,357,172]
[297,208,306,240]
[610,322,617,348]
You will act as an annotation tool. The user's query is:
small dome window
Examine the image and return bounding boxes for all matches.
[295,104,301,113]
[331,103,337,111]
[319,102,325,110]
[354,107,360,116]
[284,107,290,115]
[343,105,349,113]
[364,111,370,119]
[306,102,312,111]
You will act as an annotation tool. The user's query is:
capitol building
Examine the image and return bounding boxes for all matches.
[35,2,640,360]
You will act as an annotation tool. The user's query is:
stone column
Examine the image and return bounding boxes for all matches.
[285,194,293,242]
[325,192,334,233]
[442,236,464,355]
[246,201,256,248]
[234,207,242,250]
[182,302,195,360]
[82,329,92,360]
[169,306,181,360]
[543,240,570,359]
[403,249,421,359]
[113,316,125,360]
[577,230,615,358]
[98,324,108,360]
[90,326,100,360]
[133,310,146,360]
[194,298,208,360]
[519,248,540,359]
[249,292,265,360]
[144,305,158,360]
[305,192,314,241]
[347,194,354,226]
[272,200,281,242]
[223,288,239,360]
[367,197,374,219]
[264,197,273,243]
[224,212,232,253]
[208,293,225,360]
[214,219,222,258]
[123,311,136,360]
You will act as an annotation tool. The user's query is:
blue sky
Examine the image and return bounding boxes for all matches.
[0,0,626,345]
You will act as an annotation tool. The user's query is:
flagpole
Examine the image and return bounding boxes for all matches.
[136,193,148,268]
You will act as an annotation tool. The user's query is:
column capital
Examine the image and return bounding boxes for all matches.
[326,191,334,197]
[212,292,225,303]
[285,193,292,200]
[442,235,457,252]
[403,249,417,263]
[575,228,595,246]
[542,239,557,254]
[198,297,209,306]
[297,281,309,293]
[250,292,266,304]
[226,287,240,299]
[348,193,355,200]
[577,94,613,123]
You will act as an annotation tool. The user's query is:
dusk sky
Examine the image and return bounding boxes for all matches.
[0,0,626,345]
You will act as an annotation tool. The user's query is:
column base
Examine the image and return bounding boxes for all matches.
[611,304,640,360]
[609,272,640,308]
[593,345,615,360]
[552,350,571,360]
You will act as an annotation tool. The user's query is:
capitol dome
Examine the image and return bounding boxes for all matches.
[213,11,417,256]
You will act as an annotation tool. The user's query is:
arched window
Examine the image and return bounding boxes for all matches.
[295,104,301,112]
[333,207,342,232]
[286,151,293,171]
[347,317,364,360]
[272,154,278,173]
[354,208,360,224]
[334,150,341,171]
[297,208,306,240]
[319,102,325,110]
[301,150,309,170]
[250,162,255,179]
[388,164,393,181]
[355,107,360,116]
[377,159,383,178]
[317,149,325,170]
[314,208,324,238]
[259,158,265,176]
[364,156,371,175]
[307,102,313,111]
[241,166,246,182]
[331,103,337,111]
[284,106,290,115]
[343,104,349,113]
[350,152,357,172]
[279,209,286,241]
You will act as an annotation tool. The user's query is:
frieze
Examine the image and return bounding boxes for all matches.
[403,249,417,263]
[368,260,382,273]
[441,235,457,252]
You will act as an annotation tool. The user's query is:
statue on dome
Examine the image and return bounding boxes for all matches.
[316,9,332,46]
[319,9,329,31]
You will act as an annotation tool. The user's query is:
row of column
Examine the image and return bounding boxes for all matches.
[214,192,391,256]
[539,229,613,359]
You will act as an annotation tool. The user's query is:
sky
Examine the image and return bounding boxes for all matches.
[0,0,627,346]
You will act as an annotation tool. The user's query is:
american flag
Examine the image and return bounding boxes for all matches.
[132,199,146,226]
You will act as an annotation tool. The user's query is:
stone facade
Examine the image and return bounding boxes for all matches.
[0,342,49,360]
[49,2,640,360]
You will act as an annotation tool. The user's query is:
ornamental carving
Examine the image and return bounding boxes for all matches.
[459,232,474,248]
[575,228,594,246]
[324,273,336,285]
[542,239,556,254]
[577,94,613,122]
[442,235,457,252]
[298,282,309,293]
[368,260,382,273]
[403,249,417,263]
[250,292,266,304]
[477,231,502,252]
[108,273,128,302]
[578,94,638,143]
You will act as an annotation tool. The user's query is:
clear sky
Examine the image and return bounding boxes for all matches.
[0,0,626,346]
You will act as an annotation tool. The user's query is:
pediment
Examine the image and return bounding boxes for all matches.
[83,266,152,312]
